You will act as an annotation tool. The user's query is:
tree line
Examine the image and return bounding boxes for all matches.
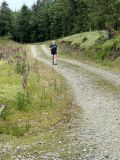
[0,0,120,43]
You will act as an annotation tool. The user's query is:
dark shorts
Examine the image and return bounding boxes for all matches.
[51,52,57,55]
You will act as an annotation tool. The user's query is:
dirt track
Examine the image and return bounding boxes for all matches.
[31,45,120,160]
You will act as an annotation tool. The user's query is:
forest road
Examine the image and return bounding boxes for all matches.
[31,44,120,160]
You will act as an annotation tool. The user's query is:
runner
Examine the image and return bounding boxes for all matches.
[50,41,57,65]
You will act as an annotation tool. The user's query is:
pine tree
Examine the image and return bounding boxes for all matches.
[0,2,12,36]
[0,0,120,42]
[61,0,75,36]
[75,0,90,32]
[17,5,31,43]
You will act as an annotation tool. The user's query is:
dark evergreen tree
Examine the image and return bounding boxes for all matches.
[75,0,90,32]
[17,5,31,43]
[1,0,120,42]
[0,2,12,36]
[29,4,39,42]
[61,0,75,36]
[113,1,120,30]
[37,2,51,41]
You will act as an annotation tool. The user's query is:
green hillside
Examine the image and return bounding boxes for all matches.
[60,31,107,48]
[58,31,120,70]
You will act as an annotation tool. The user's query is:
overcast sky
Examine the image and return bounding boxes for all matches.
[0,0,37,11]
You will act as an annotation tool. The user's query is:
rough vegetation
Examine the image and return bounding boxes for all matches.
[57,31,120,69]
[0,39,73,141]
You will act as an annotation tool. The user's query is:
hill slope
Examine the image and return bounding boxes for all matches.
[58,31,120,70]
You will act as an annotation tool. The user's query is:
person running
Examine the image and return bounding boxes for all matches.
[50,41,57,65]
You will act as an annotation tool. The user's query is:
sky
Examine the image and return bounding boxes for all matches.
[0,0,37,11]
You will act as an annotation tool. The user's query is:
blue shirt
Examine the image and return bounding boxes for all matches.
[50,44,57,54]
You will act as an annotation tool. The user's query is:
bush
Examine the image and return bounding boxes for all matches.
[82,36,88,43]
[96,35,107,45]
[16,61,26,75]
[16,92,28,111]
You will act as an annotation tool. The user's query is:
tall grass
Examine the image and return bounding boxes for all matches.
[0,122,31,137]
[0,41,73,137]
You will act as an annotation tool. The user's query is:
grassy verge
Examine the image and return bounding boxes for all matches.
[0,40,73,139]
[60,31,106,48]
[54,31,120,71]
[0,40,77,159]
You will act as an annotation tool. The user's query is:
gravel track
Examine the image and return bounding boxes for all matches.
[31,45,120,160]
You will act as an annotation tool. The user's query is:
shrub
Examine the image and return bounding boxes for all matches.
[16,92,28,111]
[16,61,26,75]
[96,35,107,45]
[82,36,88,43]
